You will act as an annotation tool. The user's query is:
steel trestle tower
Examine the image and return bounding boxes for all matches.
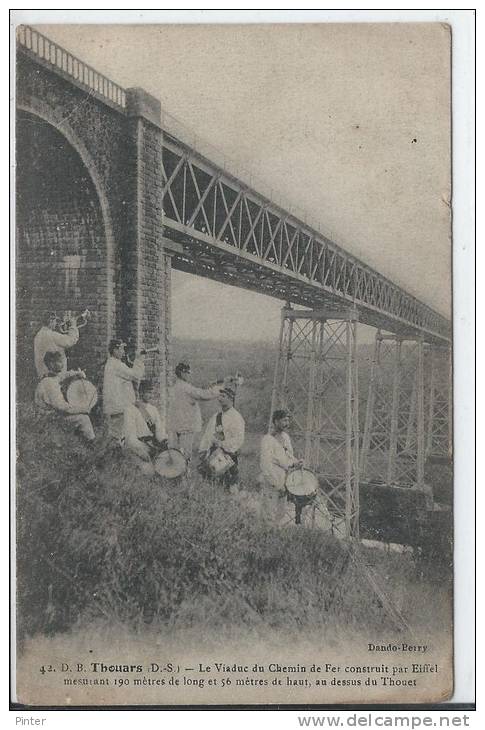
[270,305,359,538]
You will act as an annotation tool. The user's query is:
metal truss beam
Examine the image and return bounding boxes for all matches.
[270,306,360,538]
[18,31,451,344]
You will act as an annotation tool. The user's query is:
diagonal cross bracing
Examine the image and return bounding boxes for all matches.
[18,30,450,344]
[161,136,450,345]
[270,306,360,538]
[426,346,452,459]
[360,332,429,497]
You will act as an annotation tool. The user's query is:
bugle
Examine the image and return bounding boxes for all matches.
[125,345,160,367]
[58,308,91,333]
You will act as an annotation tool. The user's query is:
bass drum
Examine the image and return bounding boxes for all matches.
[285,467,318,524]
[65,378,98,413]
[154,448,187,480]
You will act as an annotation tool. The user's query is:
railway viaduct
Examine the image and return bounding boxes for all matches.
[16,26,452,537]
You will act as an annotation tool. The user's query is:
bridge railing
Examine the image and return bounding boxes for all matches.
[17,25,126,109]
[16,24,450,343]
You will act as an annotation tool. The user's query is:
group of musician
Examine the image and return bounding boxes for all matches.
[32,311,303,524]
[169,361,245,491]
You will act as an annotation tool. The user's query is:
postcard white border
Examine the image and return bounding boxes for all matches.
[6,7,475,723]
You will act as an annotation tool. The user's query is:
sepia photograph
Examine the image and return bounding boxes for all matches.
[12,13,463,708]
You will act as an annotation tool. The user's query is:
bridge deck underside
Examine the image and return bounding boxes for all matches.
[161,136,450,345]
[164,226,447,344]
[15,33,450,346]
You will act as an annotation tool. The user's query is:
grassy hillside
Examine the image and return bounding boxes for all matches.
[16,404,451,647]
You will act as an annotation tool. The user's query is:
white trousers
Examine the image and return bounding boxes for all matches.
[65,414,95,441]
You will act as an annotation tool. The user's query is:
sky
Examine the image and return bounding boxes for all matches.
[35,22,451,342]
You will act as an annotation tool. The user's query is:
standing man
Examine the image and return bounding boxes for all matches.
[34,312,79,378]
[103,339,145,439]
[198,387,245,491]
[34,351,95,441]
[259,409,302,523]
[168,361,220,458]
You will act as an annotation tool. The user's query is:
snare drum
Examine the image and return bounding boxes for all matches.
[154,448,187,479]
[285,466,318,524]
[208,447,235,477]
[65,378,98,413]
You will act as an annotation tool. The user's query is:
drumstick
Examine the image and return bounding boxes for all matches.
[79,380,88,412]
[79,379,94,410]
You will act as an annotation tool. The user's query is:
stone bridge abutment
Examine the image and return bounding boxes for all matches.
[16,47,173,402]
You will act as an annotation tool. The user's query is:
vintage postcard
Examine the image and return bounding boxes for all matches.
[13,18,457,707]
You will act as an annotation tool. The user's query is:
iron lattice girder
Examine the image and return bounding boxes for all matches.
[270,307,360,538]
[161,136,450,345]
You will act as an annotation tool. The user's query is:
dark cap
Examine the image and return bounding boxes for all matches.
[175,361,191,377]
[43,350,63,368]
[220,386,236,400]
[108,338,126,355]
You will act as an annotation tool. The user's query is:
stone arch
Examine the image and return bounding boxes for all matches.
[16,102,116,390]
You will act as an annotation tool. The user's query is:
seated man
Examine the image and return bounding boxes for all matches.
[123,379,168,471]
[198,387,245,491]
[34,351,95,441]
[259,409,301,524]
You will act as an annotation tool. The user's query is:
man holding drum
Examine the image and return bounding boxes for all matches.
[168,362,221,459]
[198,387,245,491]
[103,339,145,439]
[34,350,95,441]
[259,409,302,524]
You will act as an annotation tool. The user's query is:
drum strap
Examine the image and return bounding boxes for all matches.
[135,402,156,436]
[274,433,291,456]
[214,411,227,445]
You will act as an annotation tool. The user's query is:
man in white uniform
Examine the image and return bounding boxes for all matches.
[198,387,245,491]
[123,379,168,474]
[34,350,95,441]
[34,312,79,378]
[168,362,220,458]
[260,409,302,524]
[102,339,145,438]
